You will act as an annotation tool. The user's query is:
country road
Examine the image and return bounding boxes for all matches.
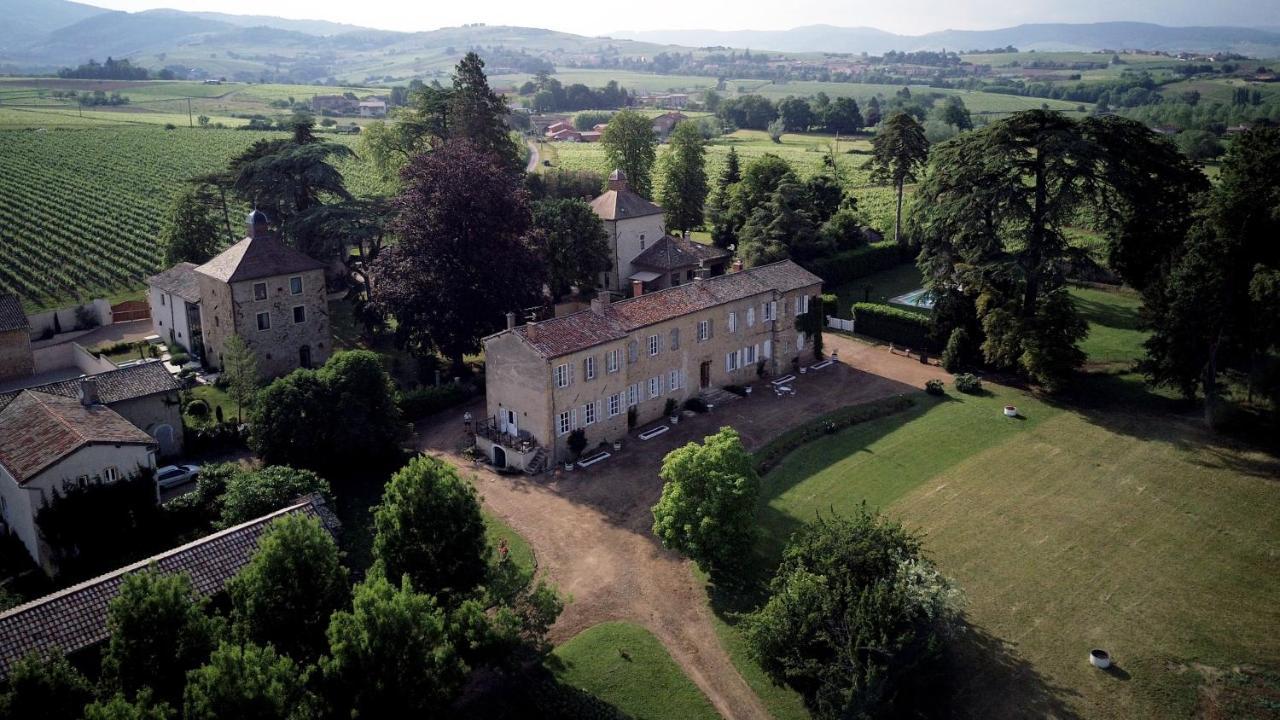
[525,139,540,172]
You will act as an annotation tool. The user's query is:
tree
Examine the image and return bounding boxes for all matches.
[220,335,259,424]
[100,571,217,704]
[37,472,164,579]
[738,178,819,266]
[938,95,973,130]
[1175,128,1224,162]
[766,117,786,143]
[219,466,330,528]
[659,121,709,233]
[717,94,776,130]
[527,201,609,302]
[0,650,94,720]
[372,455,490,602]
[82,691,173,720]
[865,96,882,127]
[371,139,545,370]
[249,350,403,470]
[777,97,814,132]
[804,174,843,224]
[160,188,221,266]
[651,427,759,577]
[866,111,929,246]
[183,642,310,720]
[707,147,742,248]
[601,110,658,198]
[824,96,864,134]
[227,514,348,661]
[448,52,523,174]
[323,576,466,717]
[745,508,958,720]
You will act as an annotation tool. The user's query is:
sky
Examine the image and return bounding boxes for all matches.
[86,0,1280,36]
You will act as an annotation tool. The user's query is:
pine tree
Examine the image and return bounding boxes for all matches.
[659,121,709,233]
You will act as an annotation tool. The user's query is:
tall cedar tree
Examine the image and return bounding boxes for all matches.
[707,146,742,248]
[448,52,523,175]
[161,187,222,265]
[601,109,658,198]
[220,335,259,424]
[1141,126,1279,420]
[738,178,819,267]
[531,198,612,299]
[659,120,710,232]
[866,111,929,246]
[372,139,544,370]
[912,110,1203,391]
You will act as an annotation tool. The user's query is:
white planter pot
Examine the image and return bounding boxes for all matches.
[613,441,622,451]
[1004,406,1018,418]
[1089,649,1111,669]
[669,415,680,424]
[563,462,573,471]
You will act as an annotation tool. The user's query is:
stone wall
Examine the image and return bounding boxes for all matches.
[200,269,331,379]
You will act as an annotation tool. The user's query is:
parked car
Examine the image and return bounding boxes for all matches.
[156,464,200,490]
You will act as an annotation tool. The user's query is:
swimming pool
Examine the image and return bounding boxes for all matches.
[889,288,936,310]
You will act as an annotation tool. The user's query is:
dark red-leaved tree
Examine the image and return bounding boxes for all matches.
[372,139,545,370]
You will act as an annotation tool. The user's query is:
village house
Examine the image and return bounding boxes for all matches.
[358,99,387,117]
[0,388,158,569]
[0,362,185,458]
[150,210,332,379]
[0,294,33,382]
[651,111,688,139]
[310,94,356,114]
[477,260,822,472]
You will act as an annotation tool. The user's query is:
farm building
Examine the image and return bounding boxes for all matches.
[358,99,387,117]
[477,260,822,472]
[651,112,688,138]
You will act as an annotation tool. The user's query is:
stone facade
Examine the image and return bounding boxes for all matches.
[0,329,33,382]
[482,261,822,467]
[196,269,330,379]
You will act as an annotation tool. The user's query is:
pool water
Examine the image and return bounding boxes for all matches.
[889,288,936,310]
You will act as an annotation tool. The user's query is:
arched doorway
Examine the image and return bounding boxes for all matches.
[492,446,507,469]
[149,424,177,457]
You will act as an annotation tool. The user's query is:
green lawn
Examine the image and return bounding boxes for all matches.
[186,383,234,427]
[550,622,721,720]
[710,289,1280,719]
[830,262,927,318]
[1070,285,1147,366]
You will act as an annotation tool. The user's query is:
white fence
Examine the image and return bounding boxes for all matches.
[826,316,854,332]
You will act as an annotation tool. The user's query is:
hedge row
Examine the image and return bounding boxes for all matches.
[802,241,907,287]
[754,394,916,475]
[396,383,473,420]
[852,303,937,351]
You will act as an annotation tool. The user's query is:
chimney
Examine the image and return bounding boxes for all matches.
[732,258,744,273]
[77,376,100,406]
[246,209,269,239]
[631,279,645,298]
[506,312,516,330]
[591,293,611,316]
[526,322,540,341]
[693,261,709,281]
[607,169,628,192]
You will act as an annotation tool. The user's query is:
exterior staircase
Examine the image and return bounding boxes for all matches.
[524,447,547,475]
[699,386,742,408]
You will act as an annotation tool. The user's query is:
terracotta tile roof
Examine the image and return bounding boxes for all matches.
[0,362,182,413]
[0,391,156,484]
[0,294,26,333]
[589,188,664,221]
[631,234,731,271]
[505,260,822,358]
[0,495,338,678]
[194,235,324,284]
[146,262,202,304]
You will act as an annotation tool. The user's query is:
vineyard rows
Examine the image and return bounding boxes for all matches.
[0,127,375,309]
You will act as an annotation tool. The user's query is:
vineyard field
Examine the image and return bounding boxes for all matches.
[0,126,384,310]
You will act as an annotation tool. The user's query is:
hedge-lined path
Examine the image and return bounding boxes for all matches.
[413,334,944,719]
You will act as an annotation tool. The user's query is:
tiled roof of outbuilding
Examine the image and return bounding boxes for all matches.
[504,260,821,358]
[147,262,202,303]
[0,361,182,413]
[631,234,731,271]
[195,235,323,284]
[0,294,26,333]
[589,187,664,221]
[0,495,339,679]
[0,391,156,484]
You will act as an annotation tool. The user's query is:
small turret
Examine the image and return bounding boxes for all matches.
[246,209,270,239]
[607,169,628,192]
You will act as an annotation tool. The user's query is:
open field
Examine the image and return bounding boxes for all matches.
[710,288,1280,719]
[0,126,384,310]
[549,622,721,720]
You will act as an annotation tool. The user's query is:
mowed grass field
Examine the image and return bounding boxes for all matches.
[710,284,1280,719]
[0,126,386,310]
[549,622,721,720]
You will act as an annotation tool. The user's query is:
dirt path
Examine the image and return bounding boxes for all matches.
[415,334,940,719]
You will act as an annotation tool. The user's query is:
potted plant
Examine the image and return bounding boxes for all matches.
[613,438,622,451]
[567,428,587,468]
[665,398,679,424]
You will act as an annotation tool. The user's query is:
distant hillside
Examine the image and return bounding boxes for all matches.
[189,11,367,37]
[617,22,1280,56]
[1,0,105,48]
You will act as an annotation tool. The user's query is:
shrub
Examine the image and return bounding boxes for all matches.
[626,406,637,429]
[852,303,935,350]
[664,398,678,417]
[567,428,588,459]
[925,379,945,395]
[941,327,973,372]
[820,293,839,316]
[396,384,469,420]
[73,305,100,330]
[954,373,982,394]
[186,399,210,419]
[802,241,906,287]
[683,397,708,413]
[169,351,191,366]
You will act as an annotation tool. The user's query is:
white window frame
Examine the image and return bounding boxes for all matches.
[606,349,619,373]
[558,410,572,436]
[256,311,271,331]
[697,319,710,342]
[668,369,681,392]
[103,466,120,483]
[289,275,303,295]
[608,394,621,417]
[253,282,267,301]
[292,305,306,324]
[585,355,596,380]
[745,344,757,364]
[627,384,639,407]
[726,351,739,372]
[648,334,660,356]
[648,376,660,399]
[554,363,570,388]
[798,332,806,351]
[584,401,597,425]
[746,307,755,327]
[728,311,737,333]
[763,300,777,321]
